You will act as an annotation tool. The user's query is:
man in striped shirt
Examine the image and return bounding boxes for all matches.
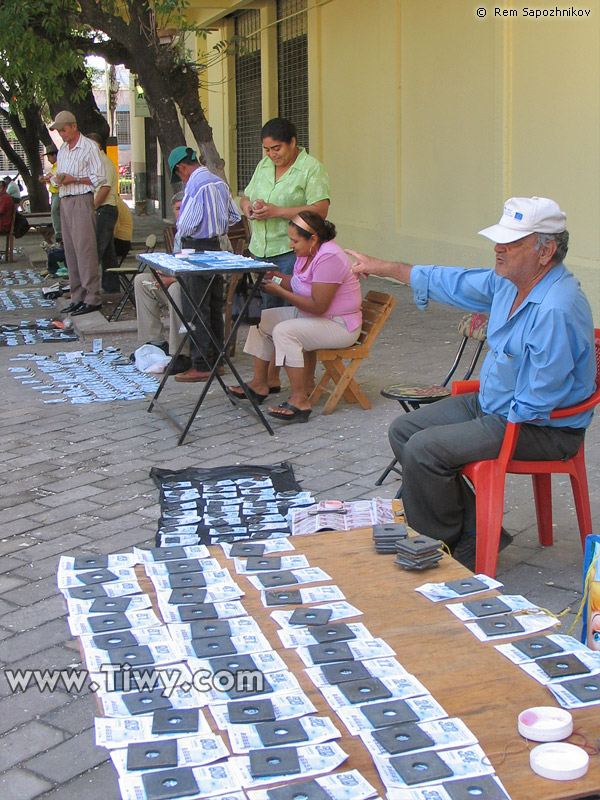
[50,110,107,316]
[168,146,241,382]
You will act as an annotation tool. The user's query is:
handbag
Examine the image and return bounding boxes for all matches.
[13,211,30,239]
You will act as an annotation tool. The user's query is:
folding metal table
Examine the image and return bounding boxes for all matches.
[138,251,274,444]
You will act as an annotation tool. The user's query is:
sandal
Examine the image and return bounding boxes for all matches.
[226,384,268,405]
[268,386,281,394]
[267,401,312,423]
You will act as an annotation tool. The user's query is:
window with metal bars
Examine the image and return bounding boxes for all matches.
[0,115,36,172]
[234,9,263,193]
[277,0,309,149]
[115,111,131,147]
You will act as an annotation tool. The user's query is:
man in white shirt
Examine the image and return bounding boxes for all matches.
[50,110,107,316]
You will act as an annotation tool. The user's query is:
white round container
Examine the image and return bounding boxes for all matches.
[530,742,589,781]
[518,706,573,742]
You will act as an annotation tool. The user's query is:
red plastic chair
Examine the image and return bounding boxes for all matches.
[452,329,600,577]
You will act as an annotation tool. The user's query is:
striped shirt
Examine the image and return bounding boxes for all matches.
[177,166,241,240]
[56,134,106,198]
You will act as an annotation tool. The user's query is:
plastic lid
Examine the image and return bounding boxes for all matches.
[518,706,573,742]
[530,742,589,781]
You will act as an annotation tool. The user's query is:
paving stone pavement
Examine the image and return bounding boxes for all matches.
[1,224,599,798]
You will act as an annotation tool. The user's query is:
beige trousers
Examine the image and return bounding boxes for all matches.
[244,307,360,368]
[60,193,100,306]
[134,272,189,356]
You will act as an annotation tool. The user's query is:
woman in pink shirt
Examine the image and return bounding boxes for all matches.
[227,211,362,422]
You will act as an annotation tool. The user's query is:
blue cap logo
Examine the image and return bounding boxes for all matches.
[514,212,523,220]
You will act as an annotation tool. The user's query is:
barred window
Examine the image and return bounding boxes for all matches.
[277,0,308,149]
[0,115,33,172]
[234,9,263,193]
[115,111,131,147]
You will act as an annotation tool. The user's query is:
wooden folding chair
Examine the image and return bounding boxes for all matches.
[3,203,16,264]
[107,233,157,322]
[223,217,251,356]
[309,290,396,414]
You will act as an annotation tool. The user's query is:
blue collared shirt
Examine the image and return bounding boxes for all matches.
[177,166,241,241]
[410,263,596,427]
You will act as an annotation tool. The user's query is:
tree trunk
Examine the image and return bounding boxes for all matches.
[0,104,50,212]
[49,67,110,140]
[76,0,226,180]
[168,64,226,179]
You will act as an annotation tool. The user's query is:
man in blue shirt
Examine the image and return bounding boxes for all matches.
[347,197,596,565]
[167,146,241,382]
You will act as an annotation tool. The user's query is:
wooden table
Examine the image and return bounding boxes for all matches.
[207,529,600,800]
[24,212,54,243]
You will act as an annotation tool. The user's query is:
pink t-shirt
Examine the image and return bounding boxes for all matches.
[290,241,362,331]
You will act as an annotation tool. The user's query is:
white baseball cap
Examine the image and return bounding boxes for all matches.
[478,197,566,244]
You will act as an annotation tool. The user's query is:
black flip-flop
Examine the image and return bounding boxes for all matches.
[268,386,281,394]
[267,401,312,423]
[226,385,268,405]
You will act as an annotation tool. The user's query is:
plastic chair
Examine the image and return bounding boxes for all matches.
[375,312,488,494]
[107,233,156,322]
[453,328,600,577]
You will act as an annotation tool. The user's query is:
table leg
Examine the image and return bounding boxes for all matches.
[147,267,274,442]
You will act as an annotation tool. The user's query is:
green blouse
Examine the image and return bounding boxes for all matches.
[244,148,330,258]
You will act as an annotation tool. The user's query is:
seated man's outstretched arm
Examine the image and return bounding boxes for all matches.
[345,250,413,285]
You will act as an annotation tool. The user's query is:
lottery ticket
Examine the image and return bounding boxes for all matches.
[68,608,162,636]
[119,762,243,800]
[260,584,345,608]
[210,690,317,730]
[230,741,349,788]
[247,769,378,800]
[227,714,341,754]
[221,538,295,557]
[233,554,309,574]
[82,640,182,672]
[360,717,478,760]
[66,593,152,616]
[58,553,137,572]
[296,637,395,667]
[97,682,207,716]
[321,674,430,712]
[415,575,503,602]
[187,649,288,677]
[95,711,212,748]
[149,568,233,591]
[57,566,139,588]
[495,633,590,665]
[447,595,539,621]
[385,774,511,800]
[245,567,331,591]
[144,557,222,576]
[173,631,273,660]
[159,600,247,624]
[465,612,559,642]
[375,744,494,791]
[305,657,409,689]
[134,545,210,561]
[277,622,373,649]
[336,694,447,736]
[270,600,362,628]
[109,733,229,777]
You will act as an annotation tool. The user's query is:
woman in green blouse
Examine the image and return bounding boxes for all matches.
[240,117,330,312]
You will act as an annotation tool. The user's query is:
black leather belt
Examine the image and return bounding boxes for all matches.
[181,236,220,251]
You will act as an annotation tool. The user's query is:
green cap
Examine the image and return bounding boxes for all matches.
[168,146,197,183]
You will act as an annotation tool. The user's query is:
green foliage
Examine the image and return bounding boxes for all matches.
[0,0,87,110]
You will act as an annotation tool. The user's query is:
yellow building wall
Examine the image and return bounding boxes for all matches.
[188,0,600,314]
